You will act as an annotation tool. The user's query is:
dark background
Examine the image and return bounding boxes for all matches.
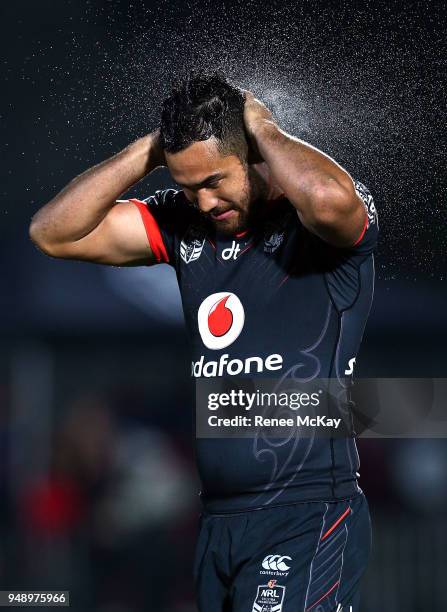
[1,0,446,610]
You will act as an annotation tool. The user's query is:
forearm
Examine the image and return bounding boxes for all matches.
[250,119,366,246]
[30,132,161,247]
[254,121,355,216]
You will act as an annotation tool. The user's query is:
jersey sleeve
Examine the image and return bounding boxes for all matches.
[350,180,379,256]
[319,180,379,312]
[128,188,193,267]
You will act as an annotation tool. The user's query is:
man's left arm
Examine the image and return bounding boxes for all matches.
[244,92,367,248]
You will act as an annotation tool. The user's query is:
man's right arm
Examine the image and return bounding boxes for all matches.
[29,130,165,266]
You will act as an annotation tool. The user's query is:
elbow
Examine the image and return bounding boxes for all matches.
[29,217,41,245]
[29,217,58,257]
[307,181,357,229]
[29,217,45,249]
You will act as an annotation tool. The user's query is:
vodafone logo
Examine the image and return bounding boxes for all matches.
[193,292,283,377]
[198,292,245,350]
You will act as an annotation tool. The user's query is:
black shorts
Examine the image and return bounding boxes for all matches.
[193,492,372,612]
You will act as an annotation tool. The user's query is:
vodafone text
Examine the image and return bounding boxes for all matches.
[191,353,283,377]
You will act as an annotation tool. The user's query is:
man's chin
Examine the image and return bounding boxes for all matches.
[212,220,246,236]
[211,211,247,236]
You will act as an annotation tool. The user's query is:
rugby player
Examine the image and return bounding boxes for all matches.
[30,71,378,611]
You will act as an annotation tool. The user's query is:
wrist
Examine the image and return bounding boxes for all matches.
[125,131,164,174]
[147,129,166,169]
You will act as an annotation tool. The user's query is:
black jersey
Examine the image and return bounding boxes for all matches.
[130,180,378,512]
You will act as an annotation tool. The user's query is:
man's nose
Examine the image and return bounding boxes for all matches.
[196,190,219,214]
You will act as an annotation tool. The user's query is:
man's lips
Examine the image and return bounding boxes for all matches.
[210,209,237,221]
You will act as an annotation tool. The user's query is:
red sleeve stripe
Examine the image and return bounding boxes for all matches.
[353,210,368,247]
[129,198,169,264]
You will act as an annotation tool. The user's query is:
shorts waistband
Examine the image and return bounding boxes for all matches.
[200,481,362,515]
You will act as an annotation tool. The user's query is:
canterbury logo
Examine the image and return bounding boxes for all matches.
[262,555,292,571]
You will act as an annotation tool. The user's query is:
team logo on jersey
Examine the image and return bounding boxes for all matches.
[180,225,206,264]
[263,212,291,254]
[264,231,284,254]
[198,292,245,350]
[264,222,285,254]
[252,583,286,612]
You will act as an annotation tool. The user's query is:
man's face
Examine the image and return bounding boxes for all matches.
[165,138,266,234]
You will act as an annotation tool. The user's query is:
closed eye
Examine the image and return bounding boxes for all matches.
[176,174,224,191]
[205,181,220,189]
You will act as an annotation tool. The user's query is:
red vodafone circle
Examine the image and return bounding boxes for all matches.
[198,292,245,350]
[208,295,233,337]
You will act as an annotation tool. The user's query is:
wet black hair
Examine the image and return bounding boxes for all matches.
[160,70,247,160]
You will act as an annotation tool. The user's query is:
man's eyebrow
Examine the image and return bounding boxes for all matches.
[177,173,224,189]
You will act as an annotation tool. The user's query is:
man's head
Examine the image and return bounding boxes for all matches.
[160,71,268,234]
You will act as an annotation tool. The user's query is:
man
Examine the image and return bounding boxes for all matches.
[30,71,378,611]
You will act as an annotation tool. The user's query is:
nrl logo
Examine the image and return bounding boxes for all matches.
[180,225,207,264]
[252,582,286,612]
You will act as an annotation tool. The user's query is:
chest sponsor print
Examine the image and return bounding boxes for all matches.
[197,292,245,350]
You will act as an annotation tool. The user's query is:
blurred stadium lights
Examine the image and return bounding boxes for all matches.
[103,265,184,326]
[10,344,53,499]
[391,440,447,512]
